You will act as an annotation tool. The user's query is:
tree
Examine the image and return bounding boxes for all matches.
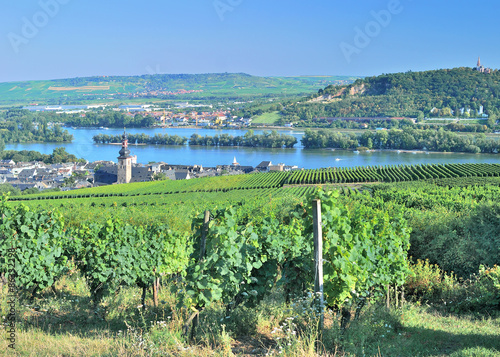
[22,187,39,195]
[0,184,21,196]
[48,147,84,164]
[152,172,167,181]
[141,115,155,127]
[441,107,452,117]
[487,114,497,128]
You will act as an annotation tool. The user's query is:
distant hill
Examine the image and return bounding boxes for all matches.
[289,67,500,119]
[0,73,357,106]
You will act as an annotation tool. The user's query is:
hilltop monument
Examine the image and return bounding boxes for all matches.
[117,130,132,184]
[474,57,491,73]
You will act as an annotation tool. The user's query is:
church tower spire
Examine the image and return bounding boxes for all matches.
[477,57,481,67]
[117,129,132,184]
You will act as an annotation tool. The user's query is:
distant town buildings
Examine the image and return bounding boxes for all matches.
[87,137,299,187]
[22,101,257,128]
[0,160,92,191]
[0,151,303,192]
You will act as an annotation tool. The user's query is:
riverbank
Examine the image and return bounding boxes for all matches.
[108,142,147,146]
[6,127,500,169]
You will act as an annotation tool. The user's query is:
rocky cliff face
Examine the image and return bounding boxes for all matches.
[308,87,347,103]
[349,83,366,95]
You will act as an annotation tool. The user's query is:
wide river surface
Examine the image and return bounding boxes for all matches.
[5,127,500,169]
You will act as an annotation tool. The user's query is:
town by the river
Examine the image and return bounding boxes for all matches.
[5,127,500,169]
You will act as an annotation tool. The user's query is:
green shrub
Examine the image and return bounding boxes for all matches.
[406,260,500,315]
[451,265,500,314]
[405,259,458,303]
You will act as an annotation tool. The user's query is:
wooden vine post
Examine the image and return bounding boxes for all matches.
[153,272,159,308]
[386,285,390,309]
[312,199,324,342]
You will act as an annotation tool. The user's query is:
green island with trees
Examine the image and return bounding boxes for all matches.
[93,129,298,148]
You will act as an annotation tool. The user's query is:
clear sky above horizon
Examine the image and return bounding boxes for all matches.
[1,0,499,82]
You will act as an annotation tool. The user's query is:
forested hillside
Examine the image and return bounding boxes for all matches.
[283,67,500,120]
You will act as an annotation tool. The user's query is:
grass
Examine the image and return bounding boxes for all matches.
[252,111,282,124]
[395,306,500,356]
[1,267,499,356]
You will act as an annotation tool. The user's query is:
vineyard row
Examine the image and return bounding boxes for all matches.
[11,163,500,202]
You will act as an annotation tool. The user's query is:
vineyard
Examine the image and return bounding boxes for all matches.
[13,171,291,201]
[286,163,500,185]
[1,166,500,355]
[12,187,315,230]
[7,163,500,230]
[12,164,500,205]
[0,190,412,341]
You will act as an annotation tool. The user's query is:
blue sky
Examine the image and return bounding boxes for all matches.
[1,0,499,82]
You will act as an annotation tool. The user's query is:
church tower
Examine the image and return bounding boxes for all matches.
[117,130,132,184]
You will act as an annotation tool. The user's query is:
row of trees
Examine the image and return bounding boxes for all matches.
[294,117,495,133]
[188,130,297,148]
[63,112,156,128]
[301,128,500,154]
[93,130,298,148]
[93,133,187,145]
[0,147,84,164]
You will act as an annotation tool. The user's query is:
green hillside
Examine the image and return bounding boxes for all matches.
[0,73,357,106]
[284,67,500,120]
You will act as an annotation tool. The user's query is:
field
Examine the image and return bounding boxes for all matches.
[2,165,500,356]
[251,111,282,124]
[0,74,357,106]
[48,86,111,91]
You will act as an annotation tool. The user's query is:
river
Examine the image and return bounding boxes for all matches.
[5,127,500,169]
